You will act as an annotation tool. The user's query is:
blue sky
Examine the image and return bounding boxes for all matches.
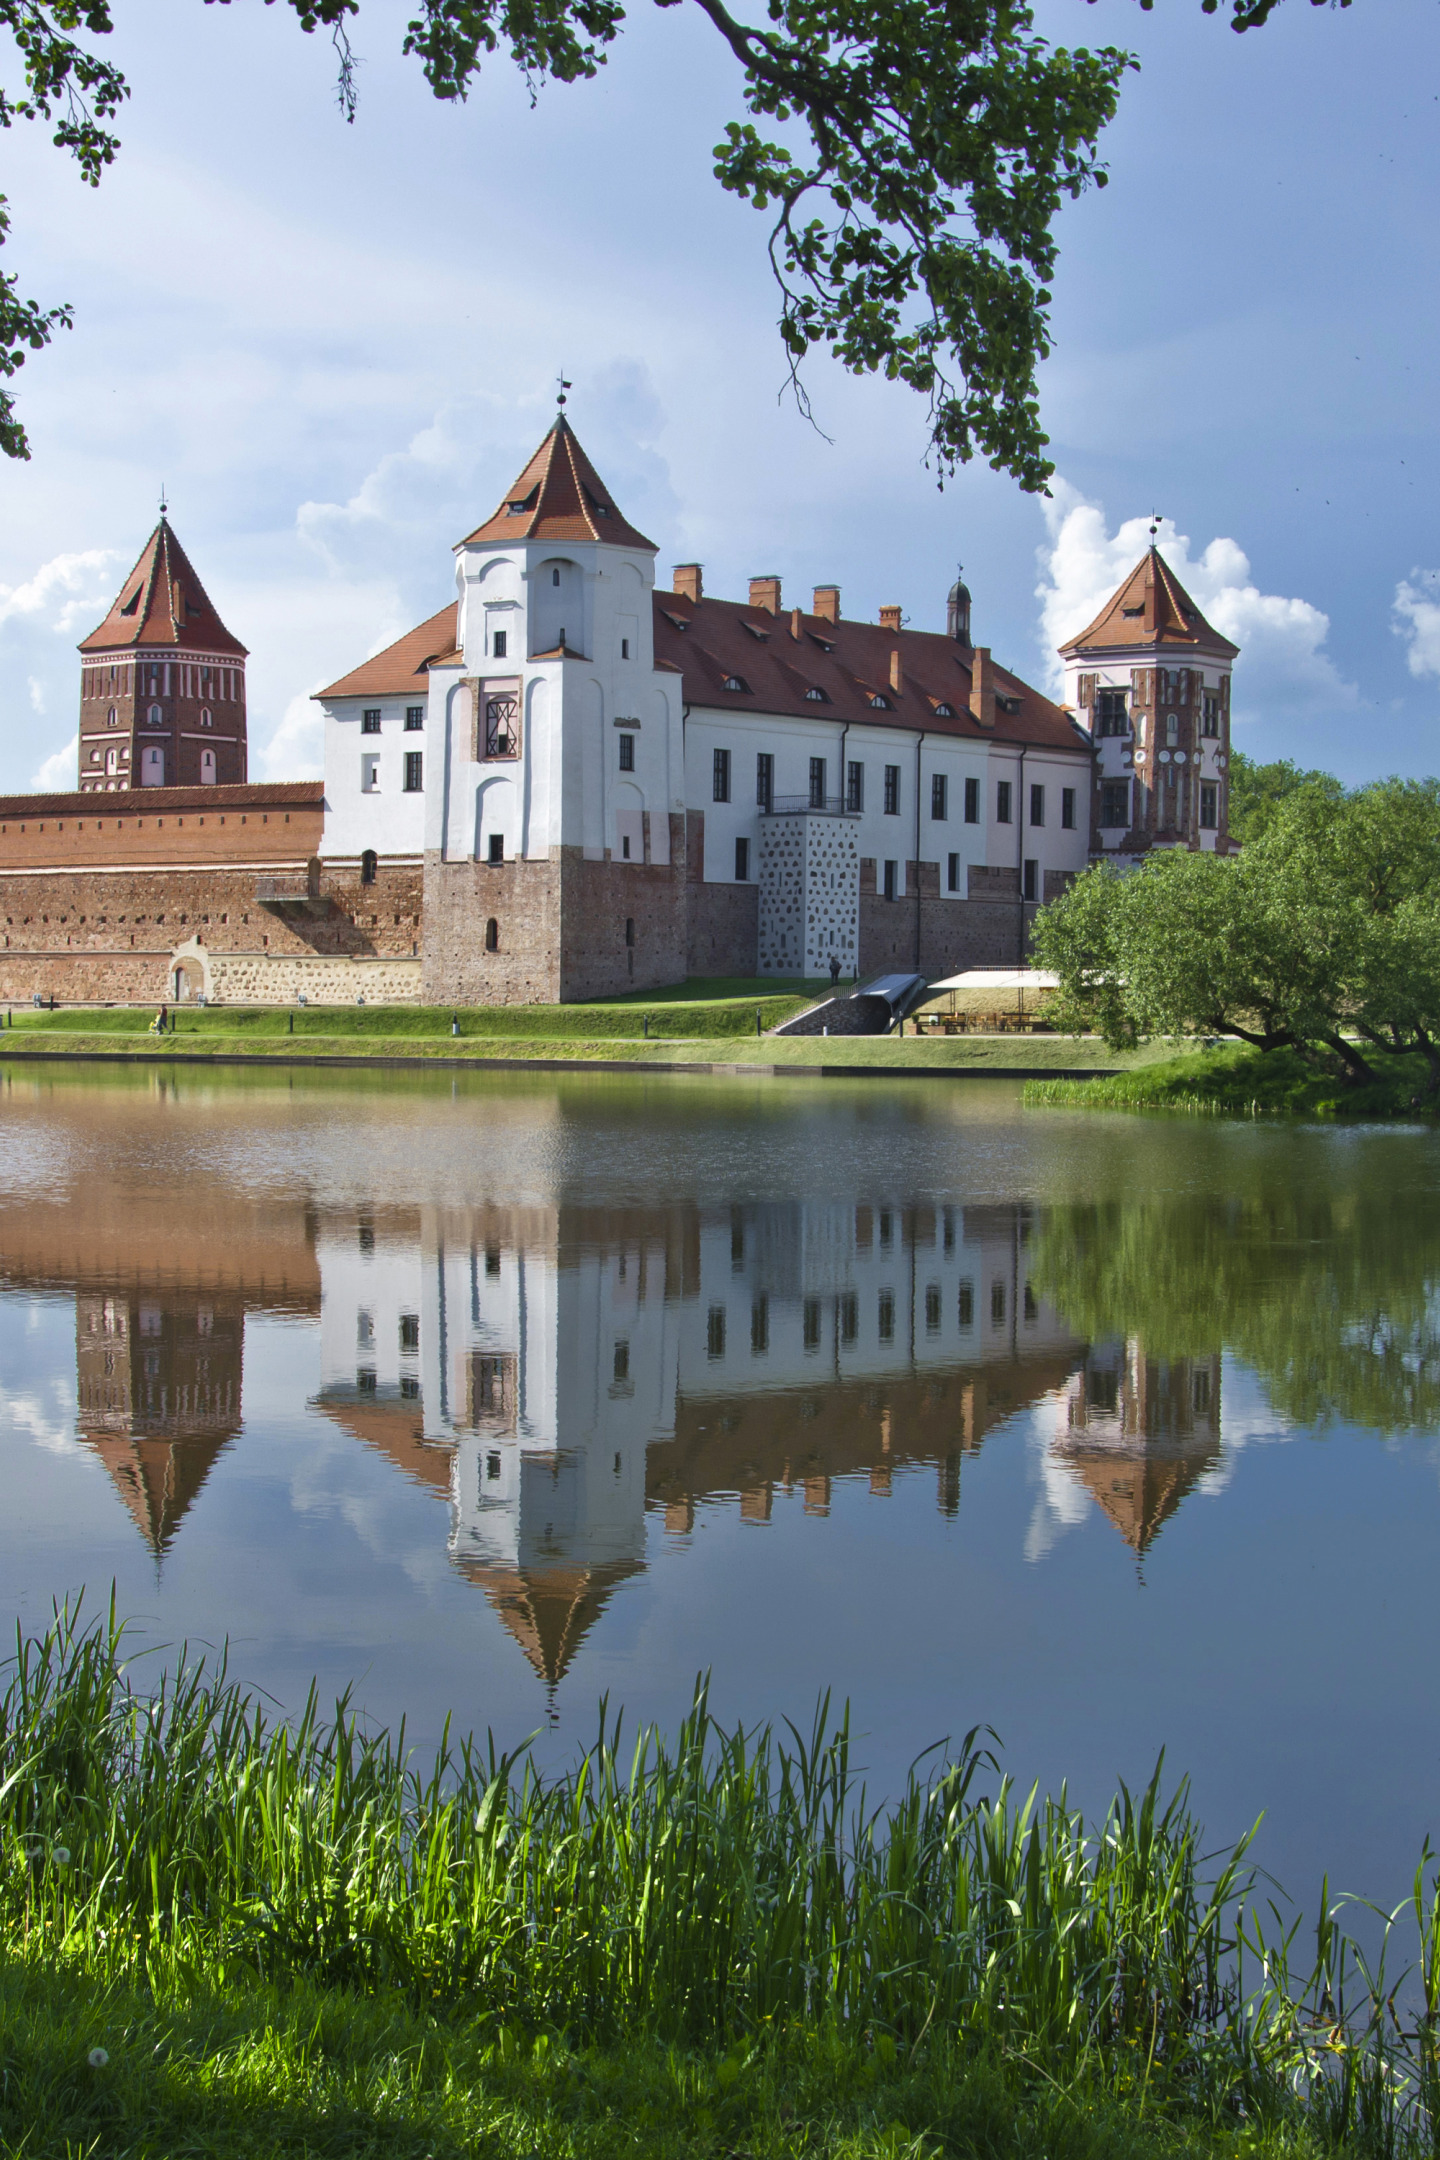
[1,0,1437,792]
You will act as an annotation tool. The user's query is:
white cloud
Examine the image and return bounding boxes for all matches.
[1392,572,1440,681]
[27,677,45,714]
[0,549,120,634]
[31,736,78,791]
[1035,483,1357,721]
[257,693,325,782]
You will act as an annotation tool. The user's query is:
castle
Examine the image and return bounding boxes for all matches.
[0,415,1238,1006]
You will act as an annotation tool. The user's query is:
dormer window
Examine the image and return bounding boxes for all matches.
[934,701,955,717]
[868,693,889,710]
[741,620,770,641]
[804,687,827,703]
[1122,604,1144,617]
[722,674,748,693]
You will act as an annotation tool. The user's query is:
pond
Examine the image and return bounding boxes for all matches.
[0,1060,1436,1913]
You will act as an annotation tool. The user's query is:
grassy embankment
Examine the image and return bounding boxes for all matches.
[0,980,1169,1070]
[3,1603,1438,2160]
[1025,1042,1440,1118]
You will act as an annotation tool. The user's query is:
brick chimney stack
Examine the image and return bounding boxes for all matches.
[672,564,703,603]
[749,576,782,614]
[889,649,904,695]
[970,646,996,728]
[879,605,903,632]
[813,586,840,623]
[790,607,803,640]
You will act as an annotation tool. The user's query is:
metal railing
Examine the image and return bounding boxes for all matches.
[759,795,860,816]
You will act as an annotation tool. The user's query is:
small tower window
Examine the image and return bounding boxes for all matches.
[361,708,381,735]
[360,849,377,885]
[492,630,507,659]
[625,917,635,947]
[552,567,560,587]
[147,704,163,726]
[107,707,117,728]
[618,733,635,771]
[621,637,630,659]
[488,833,504,866]
[485,916,499,951]
[200,707,212,727]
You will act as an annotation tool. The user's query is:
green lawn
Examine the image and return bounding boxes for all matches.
[1024,1042,1440,1117]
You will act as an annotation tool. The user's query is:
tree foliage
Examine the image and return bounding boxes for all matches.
[1031,777,1440,1088]
[1225,747,1340,845]
[0,0,1341,469]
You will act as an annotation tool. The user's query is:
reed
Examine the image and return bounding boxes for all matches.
[3,1597,1438,2150]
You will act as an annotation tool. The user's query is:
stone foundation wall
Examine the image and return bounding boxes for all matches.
[561,828,688,999]
[685,813,758,978]
[197,948,423,1005]
[420,854,564,1005]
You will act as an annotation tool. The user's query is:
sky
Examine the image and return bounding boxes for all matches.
[2,0,1439,794]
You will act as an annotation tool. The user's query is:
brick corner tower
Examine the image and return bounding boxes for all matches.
[77,513,249,792]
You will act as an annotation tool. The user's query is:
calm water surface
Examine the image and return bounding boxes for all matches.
[1,1062,1437,1910]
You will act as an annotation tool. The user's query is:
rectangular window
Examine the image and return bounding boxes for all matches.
[1200,780,1218,830]
[925,1285,942,1334]
[405,705,424,731]
[361,708,381,735]
[492,629,507,659]
[878,1289,895,1342]
[803,1298,822,1351]
[614,1340,630,1383]
[756,752,773,809]
[618,732,635,772]
[883,764,900,815]
[1096,688,1128,737]
[399,1314,420,1353]
[1030,783,1045,827]
[751,1296,769,1356]
[621,637,630,660]
[1023,857,1038,902]
[707,1306,726,1360]
[964,775,980,824]
[931,772,948,821]
[734,835,750,880]
[883,859,898,901]
[361,754,380,793]
[958,1281,974,1328]
[487,833,504,866]
[991,1280,1007,1326]
[403,750,423,793]
[1202,693,1221,738]
[846,760,864,812]
[1100,778,1131,829]
[809,755,827,809]
[483,688,520,760]
[996,780,1012,824]
[713,746,731,803]
[839,1292,858,1347]
[1061,786,1076,830]
[947,852,960,893]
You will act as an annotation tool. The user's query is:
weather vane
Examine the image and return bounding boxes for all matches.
[159,481,167,518]
[1148,510,1163,541]
[556,373,571,410]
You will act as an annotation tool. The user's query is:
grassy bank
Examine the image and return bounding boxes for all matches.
[1024,1043,1440,1118]
[3,1603,1439,2159]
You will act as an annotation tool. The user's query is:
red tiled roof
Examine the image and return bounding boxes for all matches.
[1059,548,1238,660]
[653,593,1087,750]
[79,519,248,659]
[460,417,656,552]
[0,782,323,819]
[314,605,459,701]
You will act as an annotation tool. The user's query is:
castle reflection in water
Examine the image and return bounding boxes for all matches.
[29,1195,1222,1686]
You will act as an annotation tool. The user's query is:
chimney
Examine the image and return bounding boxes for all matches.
[813,585,840,623]
[749,575,782,614]
[790,607,803,641]
[672,563,702,603]
[889,649,904,696]
[878,605,903,633]
[969,646,996,729]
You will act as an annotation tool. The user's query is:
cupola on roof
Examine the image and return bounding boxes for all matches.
[1059,546,1238,661]
[460,415,657,553]
[79,516,248,659]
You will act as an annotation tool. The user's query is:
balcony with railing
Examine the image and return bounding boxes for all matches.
[759,794,859,817]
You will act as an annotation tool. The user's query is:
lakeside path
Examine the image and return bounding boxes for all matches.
[0,1026,1172,1076]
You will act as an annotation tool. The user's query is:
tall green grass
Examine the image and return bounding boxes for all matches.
[4,1599,1439,2150]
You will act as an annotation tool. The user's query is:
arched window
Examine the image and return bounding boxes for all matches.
[200,707,212,728]
[107,707,117,728]
[484,917,499,952]
[625,917,635,948]
[147,704,163,726]
[360,849,377,886]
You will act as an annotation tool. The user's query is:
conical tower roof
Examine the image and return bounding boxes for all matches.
[1059,546,1237,661]
[84,1432,233,1557]
[456,1558,644,1687]
[79,517,247,659]
[460,416,656,552]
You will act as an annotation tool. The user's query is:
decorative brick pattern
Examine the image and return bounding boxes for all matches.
[756,811,858,977]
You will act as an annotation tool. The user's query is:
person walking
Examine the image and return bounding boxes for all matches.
[151,1003,168,1036]
[829,955,841,990]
